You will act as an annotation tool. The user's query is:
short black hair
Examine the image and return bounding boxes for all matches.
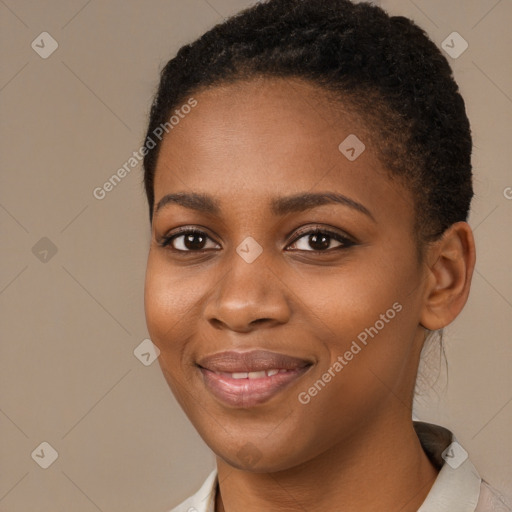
[142,0,473,251]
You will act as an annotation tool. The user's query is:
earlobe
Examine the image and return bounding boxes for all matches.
[419,222,476,331]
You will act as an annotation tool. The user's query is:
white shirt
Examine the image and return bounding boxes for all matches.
[169,422,510,512]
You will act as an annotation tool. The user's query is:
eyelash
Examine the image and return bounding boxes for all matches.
[158,226,355,254]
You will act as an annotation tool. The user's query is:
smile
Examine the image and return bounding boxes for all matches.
[196,349,313,408]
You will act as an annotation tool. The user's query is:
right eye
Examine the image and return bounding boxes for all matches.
[159,228,221,252]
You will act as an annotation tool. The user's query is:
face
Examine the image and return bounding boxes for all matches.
[144,77,430,472]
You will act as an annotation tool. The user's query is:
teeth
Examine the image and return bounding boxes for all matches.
[218,369,285,379]
[248,371,267,379]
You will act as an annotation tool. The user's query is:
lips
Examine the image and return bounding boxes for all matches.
[197,349,311,373]
[197,349,313,408]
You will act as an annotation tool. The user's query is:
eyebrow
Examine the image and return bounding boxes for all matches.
[154,191,375,221]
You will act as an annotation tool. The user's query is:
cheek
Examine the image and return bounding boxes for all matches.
[292,250,421,392]
[144,252,203,356]
[295,257,408,344]
[143,253,208,408]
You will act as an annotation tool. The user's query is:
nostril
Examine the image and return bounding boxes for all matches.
[250,318,271,326]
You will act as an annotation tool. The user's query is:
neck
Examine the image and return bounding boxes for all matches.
[215,415,438,512]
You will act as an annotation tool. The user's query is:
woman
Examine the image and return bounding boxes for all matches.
[141,0,510,510]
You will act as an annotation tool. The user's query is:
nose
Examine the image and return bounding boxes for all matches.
[204,252,291,332]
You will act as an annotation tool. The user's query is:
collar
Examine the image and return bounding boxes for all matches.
[170,421,483,512]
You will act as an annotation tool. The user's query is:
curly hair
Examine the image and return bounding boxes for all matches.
[142,0,473,253]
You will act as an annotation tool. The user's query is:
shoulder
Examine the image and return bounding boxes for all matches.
[413,421,510,512]
[475,481,512,512]
[167,469,218,512]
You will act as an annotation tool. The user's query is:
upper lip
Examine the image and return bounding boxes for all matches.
[197,349,313,373]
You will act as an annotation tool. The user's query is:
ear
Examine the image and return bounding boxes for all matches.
[420,222,476,331]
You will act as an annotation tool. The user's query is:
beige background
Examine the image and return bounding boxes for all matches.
[1,0,511,510]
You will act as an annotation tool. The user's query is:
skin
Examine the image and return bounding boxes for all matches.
[144,77,476,511]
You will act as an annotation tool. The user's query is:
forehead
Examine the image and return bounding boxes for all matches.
[153,77,413,224]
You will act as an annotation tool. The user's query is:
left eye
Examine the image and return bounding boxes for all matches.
[287,229,353,252]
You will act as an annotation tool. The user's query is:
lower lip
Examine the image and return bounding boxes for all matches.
[199,366,311,408]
